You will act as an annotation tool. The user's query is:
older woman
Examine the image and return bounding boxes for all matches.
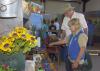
[49,18,88,71]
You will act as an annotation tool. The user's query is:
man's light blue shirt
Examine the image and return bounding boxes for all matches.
[29,13,43,30]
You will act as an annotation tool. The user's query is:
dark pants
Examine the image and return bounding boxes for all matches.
[75,64,91,71]
[60,45,68,62]
[65,58,73,71]
[65,59,90,71]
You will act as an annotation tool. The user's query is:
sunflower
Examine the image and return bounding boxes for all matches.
[19,33,27,40]
[9,31,19,39]
[29,36,37,45]
[29,41,37,48]
[15,27,27,34]
[29,35,37,46]
[26,34,36,41]
[24,33,37,47]
[0,41,12,52]
[6,36,15,42]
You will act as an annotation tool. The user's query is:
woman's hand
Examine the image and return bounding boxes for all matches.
[72,61,79,69]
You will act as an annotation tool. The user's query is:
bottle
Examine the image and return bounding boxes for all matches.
[37,37,41,47]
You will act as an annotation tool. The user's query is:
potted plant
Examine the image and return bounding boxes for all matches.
[0,27,37,71]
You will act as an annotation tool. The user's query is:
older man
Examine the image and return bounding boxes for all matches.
[61,3,88,37]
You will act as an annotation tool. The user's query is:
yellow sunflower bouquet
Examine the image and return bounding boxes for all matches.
[0,27,37,55]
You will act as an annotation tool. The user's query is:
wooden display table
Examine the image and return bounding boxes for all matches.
[46,45,61,66]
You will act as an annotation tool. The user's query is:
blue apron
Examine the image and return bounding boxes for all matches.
[68,30,85,60]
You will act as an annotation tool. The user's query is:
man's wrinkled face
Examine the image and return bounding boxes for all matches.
[64,9,74,17]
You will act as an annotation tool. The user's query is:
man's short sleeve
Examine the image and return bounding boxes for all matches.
[79,14,88,29]
[61,17,66,30]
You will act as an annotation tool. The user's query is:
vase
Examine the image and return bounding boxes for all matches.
[0,52,25,71]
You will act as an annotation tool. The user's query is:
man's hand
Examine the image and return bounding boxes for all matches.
[49,43,55,46]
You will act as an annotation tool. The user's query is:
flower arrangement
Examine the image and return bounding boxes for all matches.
[0,27,37,55]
